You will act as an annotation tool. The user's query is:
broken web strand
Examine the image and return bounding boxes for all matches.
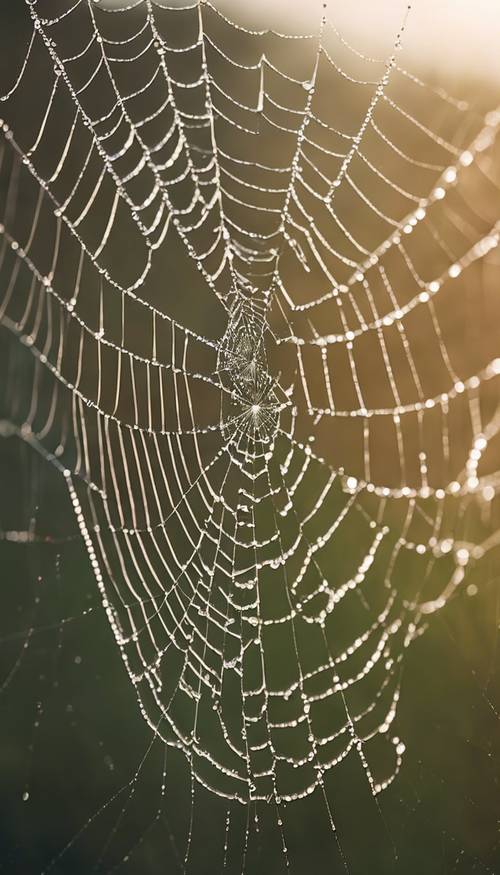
[256,447,351,873]
[104,746,183,874]
[183,462,233,869]
[268,447,403,864]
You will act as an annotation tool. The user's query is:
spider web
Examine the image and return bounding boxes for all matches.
[1,0,500,868]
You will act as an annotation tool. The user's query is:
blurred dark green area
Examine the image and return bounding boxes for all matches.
[0,2,500,874]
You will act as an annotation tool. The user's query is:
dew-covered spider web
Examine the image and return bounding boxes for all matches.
[1,0,500,872]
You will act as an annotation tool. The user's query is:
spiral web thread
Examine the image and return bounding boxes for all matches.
[0,0,500,859]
